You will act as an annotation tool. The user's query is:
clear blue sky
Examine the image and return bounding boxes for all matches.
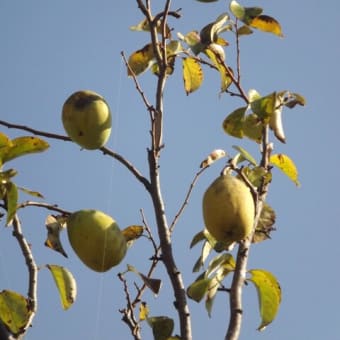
[1,1,339,339]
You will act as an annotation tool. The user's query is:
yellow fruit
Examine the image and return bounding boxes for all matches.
[202,173,255,246]
[67,210,127,272]
[62,90,111,150]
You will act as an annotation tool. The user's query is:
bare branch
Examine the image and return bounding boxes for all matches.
[0,119,151,191]
[120,51,155,122]
[170,166,207,233]
[17,201,71,215]
[0,119,71,141]
[118,273,142,340]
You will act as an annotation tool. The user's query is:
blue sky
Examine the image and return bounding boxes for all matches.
[1,1,339,339]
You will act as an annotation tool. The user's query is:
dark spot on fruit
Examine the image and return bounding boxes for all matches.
[74,92,101,109]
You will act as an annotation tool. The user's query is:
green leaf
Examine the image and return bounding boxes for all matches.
[232,145,257,166]
[230,1,263,24]
[243,166,272,188]
[0,136,49,165]
[192,241,212,272]
[46,265,77,310]
[190,230,206,248]
[177,31,204,55]
[229,0,245,20]
[237,25,253,36]
[270,153,300,186]
[0,290,32,336]
[248,269,281,331]
[243,113,263,143]
[5,181,18,225]
[279,91,306,108]
[127,44,155,76]
[130,18,171,39]
[250,15,283,37]
[187,277,212,302]
[206,253,235,278]
[147,316,174,340]
[0,168,18,182]
[248,88,261,102]
[182,57,204,95]
[17,186,44,198]
[205,265,232,316]
[250,92,276,121]
[222,106,247,138]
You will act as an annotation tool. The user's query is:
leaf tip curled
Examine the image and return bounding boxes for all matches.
[200,149,226,168]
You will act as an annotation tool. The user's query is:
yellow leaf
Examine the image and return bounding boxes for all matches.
[139,302,149,321]
[0,290,32,336]
[0,132,11,148]
[122,225,144,247]
[248,269,281,331]
[250,15,283,37]
[182,57,203,95]
[205,47,233,93]
[47,265,77,310]
[127,44,155,76]
[270,153,300,186]
[4,181,18,225]
[0,136,49,165]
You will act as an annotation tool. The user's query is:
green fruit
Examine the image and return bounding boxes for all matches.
[67,210,127,272]
[62,90,111,150]
[202,173,255,246]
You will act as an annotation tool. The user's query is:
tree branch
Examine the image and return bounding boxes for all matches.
[0,119,151,191]
[11,214,38,338]
[225,126,271,340]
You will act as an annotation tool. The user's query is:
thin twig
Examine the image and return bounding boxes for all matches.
[118,273,142,340]
[0,120,70,141]
[170,166,207,233]
[120,51,155,122]
[0,119,151,191]
[17,201,71,215]
[235,19,242,84]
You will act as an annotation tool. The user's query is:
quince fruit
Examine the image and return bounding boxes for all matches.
[67,210,127,272]
[202,173,255,247]
[62,90,111,149]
